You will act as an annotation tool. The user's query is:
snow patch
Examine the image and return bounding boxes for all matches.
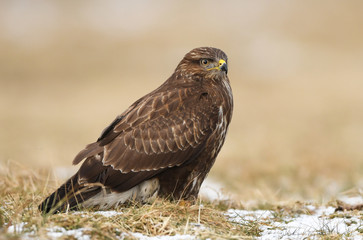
[338,195,363,206]
[199,178,229,202]
[7,222,27,234]
[71,210,123,217]
[94,210,123,217]
[227,206,363,239]
[129,232,195,240]
[46,227,91,240]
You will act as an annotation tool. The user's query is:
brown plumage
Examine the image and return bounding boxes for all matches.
[39,47,233,214]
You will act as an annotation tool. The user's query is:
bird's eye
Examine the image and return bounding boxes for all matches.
[200,59,209,66]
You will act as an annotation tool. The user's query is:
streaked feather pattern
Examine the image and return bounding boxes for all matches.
[39,47,233,214]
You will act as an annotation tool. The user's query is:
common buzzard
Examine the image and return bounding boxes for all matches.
[39,47,233,214]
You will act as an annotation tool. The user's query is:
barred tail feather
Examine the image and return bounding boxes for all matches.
[38,174,100,214]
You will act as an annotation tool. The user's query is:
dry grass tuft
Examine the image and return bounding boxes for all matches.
[0,162,253,239]
[2,162,362,239]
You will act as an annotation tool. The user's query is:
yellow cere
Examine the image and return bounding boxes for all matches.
[208,59,226,71]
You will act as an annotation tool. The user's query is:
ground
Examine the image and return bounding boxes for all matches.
[1,165,362,239]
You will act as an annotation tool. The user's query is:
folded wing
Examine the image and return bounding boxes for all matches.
[73,86,219,175]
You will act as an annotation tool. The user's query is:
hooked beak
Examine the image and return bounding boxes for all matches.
[218,59,228,74]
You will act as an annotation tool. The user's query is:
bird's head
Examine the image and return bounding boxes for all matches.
[174,47,229,82]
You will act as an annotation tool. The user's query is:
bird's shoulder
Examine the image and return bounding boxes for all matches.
[98,83,218,145]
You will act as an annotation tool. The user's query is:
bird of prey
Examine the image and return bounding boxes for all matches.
[39,47,233,214]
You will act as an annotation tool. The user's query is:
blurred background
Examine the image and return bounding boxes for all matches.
[1,0,362,204]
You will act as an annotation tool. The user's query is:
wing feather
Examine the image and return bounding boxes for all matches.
[73,87,219,174]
